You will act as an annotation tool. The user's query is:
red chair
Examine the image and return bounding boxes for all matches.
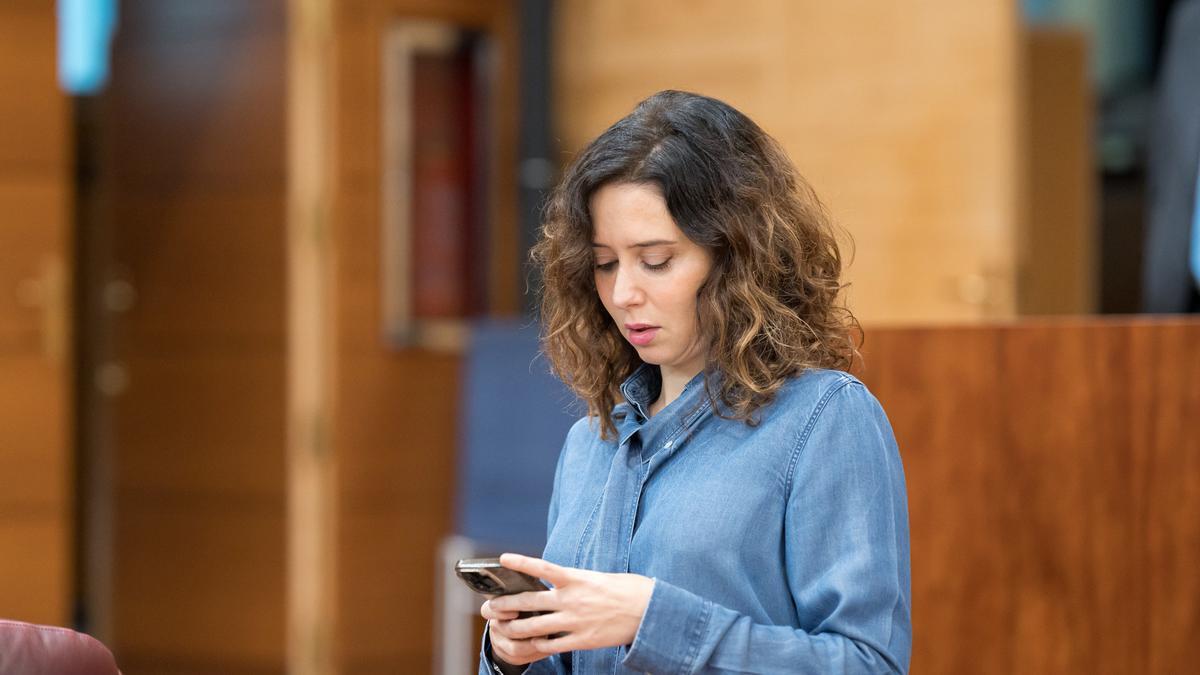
[0,619,120,675]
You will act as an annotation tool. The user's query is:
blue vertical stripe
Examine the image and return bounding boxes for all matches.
[1191,154,1200,290]
[57,0,118,95]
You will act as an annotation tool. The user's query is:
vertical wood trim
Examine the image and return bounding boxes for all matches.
[992,0,1023,320]
[488,0,521,315]
[1018,27,1096,315]
[287,0,338,673]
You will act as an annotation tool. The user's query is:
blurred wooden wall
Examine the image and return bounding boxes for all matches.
[0,0,73,628]
[555,0,1023,324]
[860,318,1200,674]
[99,2,287,673]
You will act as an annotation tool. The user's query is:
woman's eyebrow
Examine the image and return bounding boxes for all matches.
[590,239,678,248]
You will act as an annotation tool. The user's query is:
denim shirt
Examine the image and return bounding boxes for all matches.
[482,365,911,674]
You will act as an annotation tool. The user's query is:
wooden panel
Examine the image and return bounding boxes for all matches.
[997,324,1136,673]
[117,0,285,41]
[329,187,387,353]
[113,499,285,668]
[0,1,66,169]
[555,0,1021,323]
[333,355,457,671]
[110,194,286,346]
[0,357,68,508]
[321,2,520,673]
[0,180,67,348]
[101,1,287,672]
[1132,321,1200,672]
[0,0,72,631]
[336,355,457,507]
[1019,27,1095,314]
[0,514,71,625]
[859,318,1200,674]
[858,326,1014,673]
[106,2,285,190]
[114,354,284,497]
[336,510,449,672]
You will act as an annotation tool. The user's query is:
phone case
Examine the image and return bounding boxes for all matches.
[454,557,550,596]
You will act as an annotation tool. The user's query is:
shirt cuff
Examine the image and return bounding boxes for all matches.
[480,621,528,675]
[622,578,713,673]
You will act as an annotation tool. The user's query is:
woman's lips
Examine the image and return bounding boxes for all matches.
[626,326,660,346]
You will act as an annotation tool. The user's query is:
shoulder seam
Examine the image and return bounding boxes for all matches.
[782,378,859,497]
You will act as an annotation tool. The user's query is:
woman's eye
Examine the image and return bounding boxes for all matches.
[644,259,672,271]
[594,260,617,272]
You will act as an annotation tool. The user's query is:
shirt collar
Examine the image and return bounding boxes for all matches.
[616,364,711,447]
[619,363,660,420]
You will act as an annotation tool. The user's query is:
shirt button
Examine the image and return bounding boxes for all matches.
[663,441,673,449]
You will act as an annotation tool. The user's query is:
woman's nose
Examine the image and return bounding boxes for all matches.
[611,267,642,307]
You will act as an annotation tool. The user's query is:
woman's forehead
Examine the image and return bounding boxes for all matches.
[590,183,683,246]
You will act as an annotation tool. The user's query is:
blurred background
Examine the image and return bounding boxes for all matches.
[1,0,1198,674]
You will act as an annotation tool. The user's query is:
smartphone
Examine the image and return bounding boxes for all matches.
[455,557,550,596]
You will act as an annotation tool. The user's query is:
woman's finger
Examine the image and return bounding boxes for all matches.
[504,612,569,640]
[488,618,518,640]
[480,599,519,621]
[490,630,547,666]
[499,553,574,585]
[529,631,583,655]
[488,588,558,614]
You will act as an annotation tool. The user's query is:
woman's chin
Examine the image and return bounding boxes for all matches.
[630,345,665,363]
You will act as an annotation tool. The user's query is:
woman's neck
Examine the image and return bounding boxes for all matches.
[649,363,702,417]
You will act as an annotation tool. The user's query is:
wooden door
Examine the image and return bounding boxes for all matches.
[0,1,74,626]
[98,2,288,673]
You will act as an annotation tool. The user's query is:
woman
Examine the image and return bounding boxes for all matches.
[479,90,911,674]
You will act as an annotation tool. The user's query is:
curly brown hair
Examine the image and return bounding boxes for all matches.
[533,90,860,439]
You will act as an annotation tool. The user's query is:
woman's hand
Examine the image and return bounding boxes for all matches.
[480,553,655,664]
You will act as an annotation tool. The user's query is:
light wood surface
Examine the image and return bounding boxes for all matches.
[554,0,1022,323]
[286,1,337,674]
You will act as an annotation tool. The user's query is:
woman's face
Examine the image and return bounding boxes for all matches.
[590,182,713,379]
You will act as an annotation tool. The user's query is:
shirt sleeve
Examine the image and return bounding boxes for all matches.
[622,381,912,674]
[479,623,571,674]
[478,622,520,674]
